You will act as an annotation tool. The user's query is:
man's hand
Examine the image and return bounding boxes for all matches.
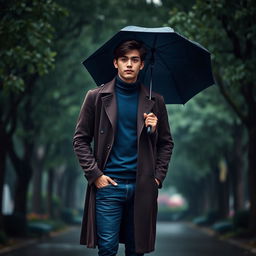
[143,112,158,133]
[155,178,160,186]
[94,175,118,189]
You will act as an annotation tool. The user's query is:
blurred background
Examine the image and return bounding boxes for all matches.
[0,0,255,255]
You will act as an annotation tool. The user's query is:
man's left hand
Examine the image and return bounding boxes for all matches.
[143,112,158,133]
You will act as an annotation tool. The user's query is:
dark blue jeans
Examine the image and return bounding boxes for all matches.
[95,178,144,256]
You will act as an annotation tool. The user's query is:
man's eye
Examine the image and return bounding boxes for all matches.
[121,58,127,61]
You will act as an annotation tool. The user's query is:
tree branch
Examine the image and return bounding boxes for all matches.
[214,72,248,125]
[220,15,242,59]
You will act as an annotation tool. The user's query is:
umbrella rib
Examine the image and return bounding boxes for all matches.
[140,58,151,87]
[149,34,158,100]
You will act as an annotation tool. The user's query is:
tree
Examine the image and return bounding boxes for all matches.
[167,85,243,218]
[0,0,65,232]
[167,0,256,232]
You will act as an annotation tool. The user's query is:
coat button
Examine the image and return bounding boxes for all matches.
[107,145,111,149]
[100,130,104,134]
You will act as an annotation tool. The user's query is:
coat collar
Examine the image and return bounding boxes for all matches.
[99,77,155,139]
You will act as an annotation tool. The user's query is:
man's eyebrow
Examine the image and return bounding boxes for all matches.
[121,56,140,59]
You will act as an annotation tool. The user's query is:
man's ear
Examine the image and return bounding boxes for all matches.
[113,59,118,68]
[140,61,145,70]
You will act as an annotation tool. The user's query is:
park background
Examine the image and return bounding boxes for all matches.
[0,0,255,252]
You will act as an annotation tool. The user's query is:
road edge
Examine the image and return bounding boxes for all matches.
[0,226,75,255]
[186,221,256,255]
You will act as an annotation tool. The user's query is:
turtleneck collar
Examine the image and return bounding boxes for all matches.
[115,75,140,94]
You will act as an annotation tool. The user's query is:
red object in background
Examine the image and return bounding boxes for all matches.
[158,194,185,208]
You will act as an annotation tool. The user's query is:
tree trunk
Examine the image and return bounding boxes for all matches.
[202,174,213,213]
[13,163,32,215]
[218,176,230,219]
[186,194,196,217]
[47,168,54,218]
[8,134,34,236]
[32,168,43,214]
[31,147,45,214]
[209,171,218,211]
[229,123,245,213]
[64,169,77,209]
[0,122,7,230]
[186,181,202,217]
[11,80,35,217]
[248,123,256,233]
[56,165,66,205]
[212,160,230,219]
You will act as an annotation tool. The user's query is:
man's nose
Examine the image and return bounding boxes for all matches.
[127,59,132,67]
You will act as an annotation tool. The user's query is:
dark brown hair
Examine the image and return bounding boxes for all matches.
[113,40,147,61]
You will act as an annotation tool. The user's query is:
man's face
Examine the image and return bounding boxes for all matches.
[113,49,144,83]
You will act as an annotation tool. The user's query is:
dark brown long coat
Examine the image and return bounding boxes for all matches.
[73,77,174,254]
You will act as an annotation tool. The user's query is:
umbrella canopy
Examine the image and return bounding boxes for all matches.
[83,26,215,104]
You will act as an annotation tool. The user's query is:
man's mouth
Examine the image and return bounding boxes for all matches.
[125,70,133,73]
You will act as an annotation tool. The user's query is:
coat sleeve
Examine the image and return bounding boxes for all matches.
[154,95,174,188]
[73,90,104,186]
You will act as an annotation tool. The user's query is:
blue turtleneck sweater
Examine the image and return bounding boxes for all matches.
[103,75,139,180]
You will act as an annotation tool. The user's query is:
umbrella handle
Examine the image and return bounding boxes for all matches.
[147,125,153,134]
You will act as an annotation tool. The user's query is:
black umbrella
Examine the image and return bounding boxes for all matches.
[83,25,215,105]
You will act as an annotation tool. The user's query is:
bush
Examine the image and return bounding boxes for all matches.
[27,222,52,236]
[193,216,209,226]
[36,219,66,231]
[193,210,220,226]
[212,221,233,234]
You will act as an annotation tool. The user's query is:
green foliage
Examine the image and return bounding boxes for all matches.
[167,0,256,119]
[27,222,52,236]
[166,84,239,196]
[212,221,233,234]
[162,0,255,217]
[0,0,67,92]
[193,210,220,226]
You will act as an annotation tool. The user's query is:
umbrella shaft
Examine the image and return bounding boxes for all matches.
[149,65,153,100]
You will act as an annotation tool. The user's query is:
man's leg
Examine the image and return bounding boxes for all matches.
[96,185,123,256]
[123,182,144,256]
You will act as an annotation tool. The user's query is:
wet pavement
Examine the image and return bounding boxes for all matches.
[1,222,254,256]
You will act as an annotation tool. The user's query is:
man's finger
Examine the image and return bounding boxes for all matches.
[147,112,156,117]
[107,177,118,186]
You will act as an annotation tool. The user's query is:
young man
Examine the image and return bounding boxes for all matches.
[73,40,174,256]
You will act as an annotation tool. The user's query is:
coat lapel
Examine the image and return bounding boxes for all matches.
[137,84,155,140]
[99,78,155,140]
[100,78,117,134]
